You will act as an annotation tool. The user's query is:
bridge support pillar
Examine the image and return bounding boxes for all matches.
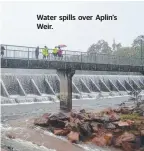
[57,68,75,111]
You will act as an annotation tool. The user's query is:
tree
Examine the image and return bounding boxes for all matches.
[88,40,112,54]
[116,43,122,50]
[132,35,144,48]
[113,47,131,56]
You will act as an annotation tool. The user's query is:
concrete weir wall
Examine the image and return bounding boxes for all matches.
[1,68,144,108]
[57,69,75,111]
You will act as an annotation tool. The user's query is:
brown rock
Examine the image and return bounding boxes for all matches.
[92,126,99,133]
[114,120,130,127]
[109,113,120,122]
[104,133,113,145]
[115,132,135,147]
[92,136,107,146]
[121,107,132,114]
[70,110,79,118]
[49,112,69,121]
[42,113,51,119]
[78,122,93,138]
[65,118,81,131]
[92,114,110,123]
[34,117,49,126]
[105,123,116,129]
[67,131,79,143]
[49,120,66,128]
[113,129,123,135]
[127,120,134,125]
[103,107,113,115]
[54,128,70,136]
[80,109,86,113]
[74,118,81,125]
[122,142,135,151]
[113,108,121,113]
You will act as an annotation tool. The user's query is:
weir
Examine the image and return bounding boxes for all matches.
[31,79,42,96]
[117,80,128,92]
[1,73,144,108]
[44,79,55,95]
[89,78,101,92]
[131,79,141,90]
[80,79,91,93]
[108,79,119,92]
[1,80,9,97]
[16,78,26,96]
[1,44,144,110]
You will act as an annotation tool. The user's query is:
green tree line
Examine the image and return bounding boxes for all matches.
[87,35,144,58]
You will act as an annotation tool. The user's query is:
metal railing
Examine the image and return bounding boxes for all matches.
[1,44,144,66]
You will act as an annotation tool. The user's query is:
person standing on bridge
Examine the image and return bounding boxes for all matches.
[53,46,58,59]
[57,46,63,60]
[35,46,39,59]
[42,46,48,59]
[1,45,5,57]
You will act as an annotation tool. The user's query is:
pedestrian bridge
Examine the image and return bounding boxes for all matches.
[1,44,144,111]
[1,44,144,73]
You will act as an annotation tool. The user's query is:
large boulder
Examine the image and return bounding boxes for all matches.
[104,133,113,145]
[90,114,110,123]
[49,112,69,121]
[78,122,93,141]
[34,117,49,126]
[80,109,86,113]
[109,113,120,122]
[92,136,107,147]
[54,128,70,136]
[65,118,82,131]
[113,120,133,128]
[120,107,132,114]
[67,131,79,143]
[122,142,135,151]
[42,113,51,119]
[49,120,66,128]
[121,136,141,151]
[90,122,100,132]
[105,123,116,129]
[70,110,88,120]
[134,104,144,116]
[48,112,69,128]
[115,132,136,147]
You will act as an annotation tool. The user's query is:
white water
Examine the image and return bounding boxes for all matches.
[1,74,144,105]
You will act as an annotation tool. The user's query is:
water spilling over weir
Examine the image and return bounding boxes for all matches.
[1,73,144,105]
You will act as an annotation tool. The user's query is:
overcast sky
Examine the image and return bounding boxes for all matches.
[0,1,144,51]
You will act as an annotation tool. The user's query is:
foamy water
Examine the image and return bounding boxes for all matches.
[1,124,122,151]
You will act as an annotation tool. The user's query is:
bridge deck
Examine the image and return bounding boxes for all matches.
[1,44,144,73]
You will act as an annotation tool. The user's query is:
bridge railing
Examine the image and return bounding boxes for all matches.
[1,44,143,66]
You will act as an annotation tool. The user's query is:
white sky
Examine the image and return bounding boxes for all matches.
[0,1,144,51]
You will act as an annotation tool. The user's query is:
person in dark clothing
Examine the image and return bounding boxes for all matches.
[57,47,63,60]
[1,45,5,57]
[35,46,39,59]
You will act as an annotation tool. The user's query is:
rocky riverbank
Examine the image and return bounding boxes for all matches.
[34,104,144,151]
